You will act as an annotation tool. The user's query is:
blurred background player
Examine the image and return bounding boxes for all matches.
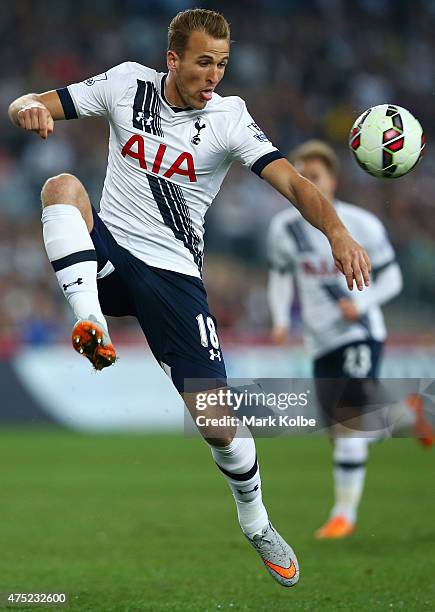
[267,140,432,539]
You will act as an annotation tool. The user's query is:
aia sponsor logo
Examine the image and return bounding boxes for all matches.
[121,134,197,182]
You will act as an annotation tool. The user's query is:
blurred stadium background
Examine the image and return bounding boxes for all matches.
[1,2,434,611]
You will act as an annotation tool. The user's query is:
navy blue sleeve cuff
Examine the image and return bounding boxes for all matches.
[251,150,284,177]
[57,87,78,120]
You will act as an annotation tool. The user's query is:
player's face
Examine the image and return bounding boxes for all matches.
[167,31,230,110]
[295,158,337,201]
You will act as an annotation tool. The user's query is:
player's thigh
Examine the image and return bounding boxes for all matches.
[127,264,232,442]
[90,207,136,316]
[127,264,227,387]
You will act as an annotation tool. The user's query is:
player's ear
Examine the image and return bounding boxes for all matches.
[167,50,180,73]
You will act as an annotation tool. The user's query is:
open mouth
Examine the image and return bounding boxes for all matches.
[200,89,213,102]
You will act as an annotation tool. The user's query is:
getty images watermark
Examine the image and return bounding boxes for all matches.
[184,378,435,438]
[194,386,316,430]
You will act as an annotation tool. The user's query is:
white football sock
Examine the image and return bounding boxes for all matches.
[42,204,107,331]
[210,424,268,537]
[331,437,369,524]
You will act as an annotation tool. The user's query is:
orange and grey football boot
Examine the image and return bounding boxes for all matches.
[246,522,299,587]
[71,315,116,371]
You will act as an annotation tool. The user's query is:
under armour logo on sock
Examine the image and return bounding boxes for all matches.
[63,278,83,291]
[237,484,259,496]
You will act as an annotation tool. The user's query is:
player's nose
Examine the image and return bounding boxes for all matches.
[207,66,220,85]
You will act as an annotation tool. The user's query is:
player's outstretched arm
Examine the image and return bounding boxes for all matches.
[267,269,294,344]
[261,158,371,291]
[8,90,65,139]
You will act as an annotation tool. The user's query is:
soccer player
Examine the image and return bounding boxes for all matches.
[9,10,371,585]
[267,140,433,539]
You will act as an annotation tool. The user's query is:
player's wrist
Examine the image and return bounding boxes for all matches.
[326,223,349,244]
[19,100,48,113]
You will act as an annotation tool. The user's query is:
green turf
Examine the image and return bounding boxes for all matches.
[0,430,433,611]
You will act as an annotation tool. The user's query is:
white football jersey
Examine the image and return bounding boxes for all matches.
[57,62,281,277]
[267,201,396,357]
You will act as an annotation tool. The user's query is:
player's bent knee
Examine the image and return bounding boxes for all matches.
[203,434,234,448]
[41,173,87,208]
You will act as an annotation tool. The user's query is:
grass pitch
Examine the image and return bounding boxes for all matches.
[0,430,433,611]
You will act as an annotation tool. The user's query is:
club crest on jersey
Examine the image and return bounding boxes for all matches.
[247,122,269,142]
[84,73,108,86]
[191,119,206,145]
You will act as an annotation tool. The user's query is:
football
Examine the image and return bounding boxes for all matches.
[349,104,425,178]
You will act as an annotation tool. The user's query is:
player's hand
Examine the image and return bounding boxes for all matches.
[337,298,360,321]
[17,103,54,139]
[330,230,371,291]
[271,326,289,345]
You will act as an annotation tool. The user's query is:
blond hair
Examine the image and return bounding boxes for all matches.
[168,8,230,56]
[289,140,340,176]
